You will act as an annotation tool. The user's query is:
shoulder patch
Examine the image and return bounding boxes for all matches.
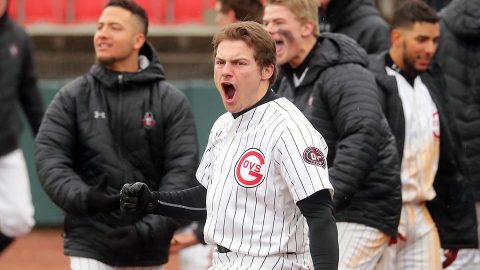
[303,147,326,168]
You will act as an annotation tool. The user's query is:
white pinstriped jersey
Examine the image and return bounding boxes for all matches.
[196,97,333,257]
[386,67,439,204]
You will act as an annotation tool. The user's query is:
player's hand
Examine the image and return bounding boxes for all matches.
[442,248,459,268]
[169,231,201,255]
[87,175,120,214]
[120,182,155,215]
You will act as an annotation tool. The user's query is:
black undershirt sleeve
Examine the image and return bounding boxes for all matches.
[151,185,207,221]
[297,189,339,270]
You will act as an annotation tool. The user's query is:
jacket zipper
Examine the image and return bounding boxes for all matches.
[116,74,129,183]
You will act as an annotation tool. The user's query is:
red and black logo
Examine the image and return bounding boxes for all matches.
[234,148,265,188]
[303,147,326,168]
[143,112,156,130]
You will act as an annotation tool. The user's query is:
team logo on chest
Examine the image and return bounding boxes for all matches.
[143,112,156,129]
[303,147,326,168]
[234,148,265,188]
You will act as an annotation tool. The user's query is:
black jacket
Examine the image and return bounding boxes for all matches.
[319,0,390,54]
[276,33,401,237]
[0,12,44,156]
[35,43,199,266]
[435,0,480,200]
[369,51,478,249]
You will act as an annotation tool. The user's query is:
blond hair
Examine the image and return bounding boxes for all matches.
[266,0,319,37]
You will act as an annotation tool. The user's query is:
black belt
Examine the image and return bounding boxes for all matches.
[216,245,295,255]
[216,245,231,253]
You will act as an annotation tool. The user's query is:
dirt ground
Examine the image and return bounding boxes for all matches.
[0,227,180,270]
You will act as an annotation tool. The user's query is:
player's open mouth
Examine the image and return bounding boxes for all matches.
[275,40,284,54]
[222,82,236,101]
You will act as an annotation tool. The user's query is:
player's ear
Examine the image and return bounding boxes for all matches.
[261,64,274,81]
[300,20,315,37]
[390,28,403,49]
[133,33,146,50]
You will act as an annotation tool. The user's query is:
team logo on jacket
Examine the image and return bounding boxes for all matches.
[234,148,265,188]
[303,147,326,168]
[143,112,156,129]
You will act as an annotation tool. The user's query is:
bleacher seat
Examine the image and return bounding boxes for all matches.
[8,0,216,25]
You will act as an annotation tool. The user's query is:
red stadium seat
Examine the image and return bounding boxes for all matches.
[172,0,216,24]
[7,0,218,26]
[134,0,166,24]
[10,0,66,24]
[71,0,107,23]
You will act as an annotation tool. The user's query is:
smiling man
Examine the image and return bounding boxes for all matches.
[35,0,199,269]
[120,21,339,270]
[368,1,478,269]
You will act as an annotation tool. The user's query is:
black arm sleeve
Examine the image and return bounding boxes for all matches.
[297,190,338,270]
[151,185,207,221]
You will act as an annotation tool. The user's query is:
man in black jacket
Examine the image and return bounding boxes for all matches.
[0,0,44,254]
[317,0,390,54]
[263,0,401,269]
[35,0,198,269]
[433,0,480,268]
[368,1,477,269]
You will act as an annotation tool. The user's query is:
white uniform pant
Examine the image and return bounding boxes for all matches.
[375,203,441,270]
[0,149,35,237]
[209,250,313,270]
[443,202,480,270]
[70,257,163,270]
[179,243,213,269]
[337,222,390,270]
[174,223,212,270]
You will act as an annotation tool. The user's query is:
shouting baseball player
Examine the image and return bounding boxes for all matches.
[120,22,338,270]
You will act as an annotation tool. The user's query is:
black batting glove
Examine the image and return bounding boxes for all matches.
[120,182,156,215]
[87,175,120,214]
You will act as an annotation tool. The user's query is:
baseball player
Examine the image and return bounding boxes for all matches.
[121,22,338,270]
[368,1,478,269]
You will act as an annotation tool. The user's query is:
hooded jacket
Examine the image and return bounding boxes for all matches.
[319,0,390,54]
[276,33,402,237]
[35,42,199,266]
[369,51,478,249]
[435,0,480,200]
[0,9,44,156]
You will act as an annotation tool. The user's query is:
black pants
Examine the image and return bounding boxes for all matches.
[0,232,14,253]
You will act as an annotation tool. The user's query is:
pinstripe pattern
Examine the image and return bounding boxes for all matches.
[196,97,332,267]
[69,257,163,270]
[386,67,439,203]
[210,250,312,270]
[377,68,441,269]
[375,203,441,270]
[337,222,389,270]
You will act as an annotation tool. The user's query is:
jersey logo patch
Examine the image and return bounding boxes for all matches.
[234,148,265,188]
[303,147,326,168]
